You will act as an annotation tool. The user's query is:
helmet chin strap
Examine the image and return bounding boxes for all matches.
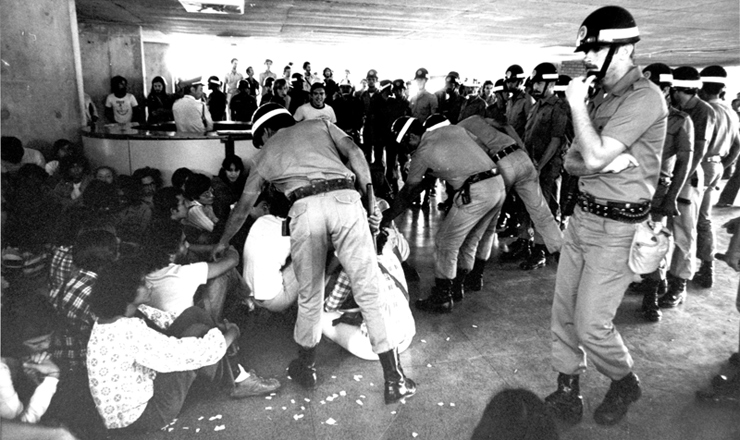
[587,45,618,82]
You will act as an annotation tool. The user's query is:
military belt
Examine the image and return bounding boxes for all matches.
[577,192,650,224]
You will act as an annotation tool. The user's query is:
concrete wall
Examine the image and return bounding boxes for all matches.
[143,42,176,95]
[79,23,145,124]
[0,0,83,155]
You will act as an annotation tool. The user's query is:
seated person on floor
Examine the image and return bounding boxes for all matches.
[93,165,116,185]
[171,167,194,191]
[86,259,279,434]
[183,173,221,244]
[114,174,152,248]
[52,155,92,210]
[46,139,83,180]
[1,136,46,175]
[1,295,61,424]
[244,188,415,360]
[141,221,250,325]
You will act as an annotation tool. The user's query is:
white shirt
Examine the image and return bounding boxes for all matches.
[243,216,291,300]
[144,262,208,317]
[172,95,213,133]
[293,103,337,123]
[0,359,58,423]
[87,318,226,429]
[105,93,138,124]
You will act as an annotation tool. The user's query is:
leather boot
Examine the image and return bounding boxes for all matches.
[520,244,547,270]
[415,278,453,313]
[659,273,686,308]
[378,348,417,404]
[594,372,642,425]
[544,373,583,424]
[500,238,532,262]
[694,260,714,288]
[640,278,662,322]
[464,259,486,292]
[451,269,468,302]
[287,345,319,390]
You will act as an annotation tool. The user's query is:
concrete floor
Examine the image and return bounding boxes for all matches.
[73,191,740,439]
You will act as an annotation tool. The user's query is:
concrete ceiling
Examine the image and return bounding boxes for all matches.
[75,0,740,67]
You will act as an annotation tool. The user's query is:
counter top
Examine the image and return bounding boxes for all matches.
[81,121,252,140]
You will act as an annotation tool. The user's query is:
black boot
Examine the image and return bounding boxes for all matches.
[640,278,662,322]
[378,348,417,404]
[545,373,583,424]
[520,244,547,270]
[500,238,532,262]
[659,273,686,308]
[451,269,468,302]
[594,372,642,425]
[287,345,318,390]
[464,259,486,292]
[415,278,453,313]
[694,260,714,288]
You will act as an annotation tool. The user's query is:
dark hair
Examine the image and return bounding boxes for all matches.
[153,187,183,219]
[471,388,558,440]
[111,75,127,91]
[264,77,275,88]
[171,167,194,189]
[1,294,58,357]
[183,173,211,201]
[89,258,150,319]
[59,154,90,181]
[303,61,310,70]
[149,76,168,98]
[83,180,119,212]
[143,220,182,269]
[53,139,81,158]
[255,183,290,218]
[483,80,494,87]
[218,155,246,190]
[117,175,143,205]
[17,163,48,185]
[1,136,24,164]
[94,165,117,182]
[132,167,163,189]
[702,83,724,96]
[73,229,119,273]
[274,78,287,92]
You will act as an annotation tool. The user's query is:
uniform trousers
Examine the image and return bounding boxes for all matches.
[697,162,723,262]
[668,182,703,280]
[435,176,505,278]
[288,189,394,354]
[551,206,635,380]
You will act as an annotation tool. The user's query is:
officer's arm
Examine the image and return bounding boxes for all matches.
[537,137,562,172]
[563,147,593,177]
[721,131,740,170]
[661,149,692,217]
[334,135,373,199]
[381,177,429,228]
[483,118,524,148]
[214,172,264,258]
[570,103,627,170]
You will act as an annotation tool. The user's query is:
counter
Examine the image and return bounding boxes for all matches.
[81,122,259,184]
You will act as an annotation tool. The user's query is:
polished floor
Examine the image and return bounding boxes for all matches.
[60,192,740,439]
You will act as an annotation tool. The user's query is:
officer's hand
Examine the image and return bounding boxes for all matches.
[600,153,638,174]
[665,200,680,217]
[368,203,381,234]
[719,251,740,272]
[722,216,740,234]
[566,75,596,106]
[211,241,228,261]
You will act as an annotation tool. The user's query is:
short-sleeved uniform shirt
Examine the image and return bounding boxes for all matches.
[706,99,740,158]
[578,66,668,203]
[659,107,694,179]
[410,90,438,122]
[407,125,495,190]
[250,119,356,195]
[293,103,337,123]
[457,115,517,157]
[145,262,209,318]
[105,93,138,123]
[506,91,533,139]
[680,96,716,156]
[524,94,570,161]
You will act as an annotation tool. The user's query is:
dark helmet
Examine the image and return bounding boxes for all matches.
[554,75,572,93]
[505,65,525,81]
[250,102,293,148]
[700,65,727,85]
[531,63,559,83]
[672,66,702,90]
[575,6,640,53]
[492,79,506,93]
[391,116,422,144]
[642,63,673,88]
[423,114,450,132]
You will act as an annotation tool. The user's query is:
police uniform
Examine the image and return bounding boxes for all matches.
[506,89,534,140]
[552,66,667,381]
[406,125,505,279]
[458,115,563,254]
[409,68,438,122]
[172,94,213,133]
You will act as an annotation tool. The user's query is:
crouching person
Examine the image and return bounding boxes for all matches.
[86,259,279,433]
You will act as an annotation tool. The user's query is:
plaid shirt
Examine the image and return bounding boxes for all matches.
[51,269,98,368]
[324,251,406,312]
[49,246,74,292]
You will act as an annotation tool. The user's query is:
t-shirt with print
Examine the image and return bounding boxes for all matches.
[105,93,138,123]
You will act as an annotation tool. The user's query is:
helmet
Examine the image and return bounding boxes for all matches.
[423,114,450,132]
[700,65,727,85]
[414,68,429,80]
[553,75,572,93]
[531,63,559,83]
[251,102,292,148]
[505,65,525,81]
[492,79,506,93]
[642,63,673,88]
[575,6,640,53]
[391,116,421,144]
[367,69,378,79]
[672,66,702,90]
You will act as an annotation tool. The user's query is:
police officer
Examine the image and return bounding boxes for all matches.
[214,103,416,405]
[520,62,571,270]
[382,115,506,313]
[504,64,533,140]
[667,66,716,295]
[457,114,564,289]
[545,6,667,426]
[359,69,381,163]
[628,63,694,322]
[409,68,438,123]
